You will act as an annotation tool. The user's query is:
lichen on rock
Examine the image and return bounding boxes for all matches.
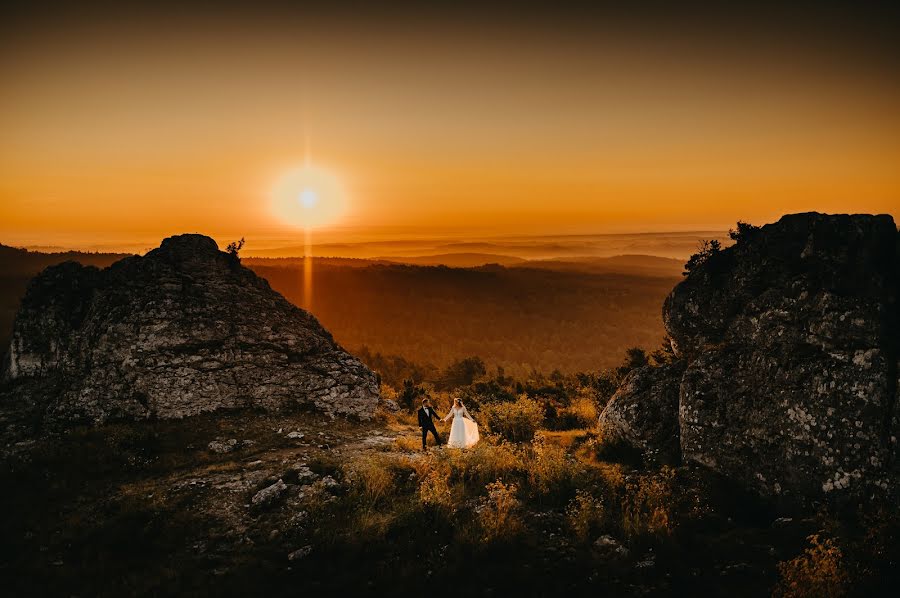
[600,212,900,501]
[597,360,686,465]
[2,234,380,425]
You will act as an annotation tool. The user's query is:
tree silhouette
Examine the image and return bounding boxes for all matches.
[226,238,245,263]
[683,239,721,275]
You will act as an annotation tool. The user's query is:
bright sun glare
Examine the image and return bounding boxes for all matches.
[300,189,318,208]
[271,166,347,229]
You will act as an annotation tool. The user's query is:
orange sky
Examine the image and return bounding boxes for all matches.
[1,3,898,250]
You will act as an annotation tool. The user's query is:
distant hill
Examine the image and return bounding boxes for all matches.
[242,256,395,268]
[373,253,527,267]
[244,253,683,273]
[512,255,684,277]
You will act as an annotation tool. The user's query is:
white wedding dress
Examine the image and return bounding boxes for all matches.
[443,405,479,448]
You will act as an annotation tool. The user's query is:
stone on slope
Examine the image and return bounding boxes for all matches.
[251,479,289,509]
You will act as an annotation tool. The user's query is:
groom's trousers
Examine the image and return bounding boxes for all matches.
[421,424,441,449]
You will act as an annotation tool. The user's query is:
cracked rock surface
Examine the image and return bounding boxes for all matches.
[600,213,900,500]
[2,234,379,425]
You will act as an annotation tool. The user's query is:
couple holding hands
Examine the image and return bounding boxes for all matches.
[417,397,479,450]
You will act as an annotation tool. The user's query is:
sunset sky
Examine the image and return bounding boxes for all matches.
[2,2,899,251]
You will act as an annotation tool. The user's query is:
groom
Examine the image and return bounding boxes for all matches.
[417,398,442,450]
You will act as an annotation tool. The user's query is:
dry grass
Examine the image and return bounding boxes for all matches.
[445,441,523,488]
[343,455,398,505]
[476,480,522,543]
[526,432,580,502]
[394,435,424,452]
[414,454,454,510]
[595,462,627,506]
[542,429,594,451]
[622,466,677,538]
[566,489,608,542]
[774,534,849,598]
[352,508,398,540]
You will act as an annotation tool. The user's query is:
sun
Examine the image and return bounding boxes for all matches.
[271,165,347,229]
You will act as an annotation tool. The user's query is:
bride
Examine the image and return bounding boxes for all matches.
[443,398,479,448]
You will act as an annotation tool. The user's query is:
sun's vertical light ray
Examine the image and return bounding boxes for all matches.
[303,226,313,311]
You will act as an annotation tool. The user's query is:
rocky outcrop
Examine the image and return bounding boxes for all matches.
[600,213,899,500]
[2,234,379,424]
[597,360,686,465]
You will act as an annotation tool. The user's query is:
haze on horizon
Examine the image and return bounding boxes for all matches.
[2,1,899,252]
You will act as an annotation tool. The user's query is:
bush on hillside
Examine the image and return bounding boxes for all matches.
[479,395,544,442]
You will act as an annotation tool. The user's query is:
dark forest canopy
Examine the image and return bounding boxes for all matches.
[249,260,678,377]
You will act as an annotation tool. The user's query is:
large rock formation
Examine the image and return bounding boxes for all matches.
[2,234,379,424]
[600,213,899,500]
[597,360,686,465]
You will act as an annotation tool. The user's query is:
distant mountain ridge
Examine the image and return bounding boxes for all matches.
[243,230,729,260]
[371,253,527,267]
[244,252,685,276]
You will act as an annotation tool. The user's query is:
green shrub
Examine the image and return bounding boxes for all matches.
[413,455,454,510]
[479,394,544,442]
[343,455,398,506]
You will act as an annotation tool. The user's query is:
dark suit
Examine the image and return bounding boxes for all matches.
[417,406,442,449]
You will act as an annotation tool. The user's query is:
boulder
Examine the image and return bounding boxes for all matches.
[208,439,240,454]
[2,234,379,425]
[602,213,899,501]
[597,361,686,464]
[667,213,898,499]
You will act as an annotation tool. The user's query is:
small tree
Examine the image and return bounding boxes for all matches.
[728,220,760,243]
[650,336,676,366]
[615,347,648,379]
[683,239,721,275]
[226,237,245,263]
[398,378,427,411]
[590,369,620,409]
[439,356,487,389]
